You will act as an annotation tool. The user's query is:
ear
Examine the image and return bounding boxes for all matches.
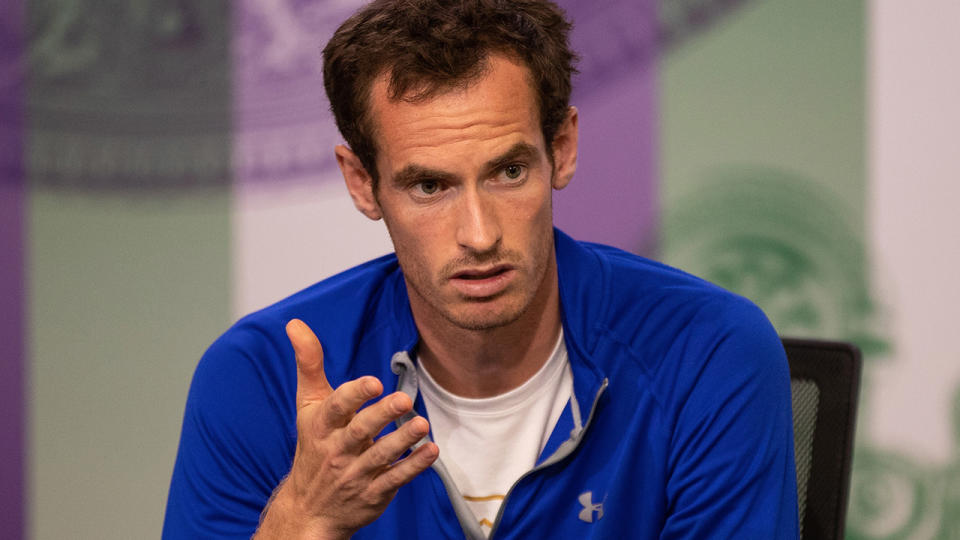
[336,144,382,220]
[550,106,578,190]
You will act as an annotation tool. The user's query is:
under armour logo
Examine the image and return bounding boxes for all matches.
[577,491,604,523]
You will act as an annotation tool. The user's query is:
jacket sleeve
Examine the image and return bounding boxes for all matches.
[162,329,297,539]
[660,300,799,540]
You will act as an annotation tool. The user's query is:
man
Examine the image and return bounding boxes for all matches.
[164,1,798,538]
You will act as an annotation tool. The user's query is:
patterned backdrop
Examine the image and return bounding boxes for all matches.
[1,1,958,538]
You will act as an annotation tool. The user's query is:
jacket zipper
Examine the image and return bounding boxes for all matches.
[487,378,608,539]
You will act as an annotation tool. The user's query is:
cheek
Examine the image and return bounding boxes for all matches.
[511,188,554,231]
[389,217,445,270]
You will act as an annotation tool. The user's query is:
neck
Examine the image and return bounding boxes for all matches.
[413,259,562,399]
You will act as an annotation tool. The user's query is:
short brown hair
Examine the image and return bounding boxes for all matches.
[322,0,578,185]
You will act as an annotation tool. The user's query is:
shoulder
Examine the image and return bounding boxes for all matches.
[558,231,778,358]
[189,252,404,425]
[557,231,787,399]
[216,253,402,368]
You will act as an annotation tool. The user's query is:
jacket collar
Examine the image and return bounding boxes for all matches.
[553,228,609,420]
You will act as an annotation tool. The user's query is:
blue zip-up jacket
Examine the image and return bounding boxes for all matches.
[164,229,798,539]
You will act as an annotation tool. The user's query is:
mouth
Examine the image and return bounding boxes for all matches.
[448,265,515,298]
[451,265,512,280]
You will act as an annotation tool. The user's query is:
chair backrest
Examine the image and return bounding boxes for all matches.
[782,338,861,540]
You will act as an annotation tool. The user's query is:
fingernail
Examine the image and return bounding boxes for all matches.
[393,394,410,413]
[411,416,428,434]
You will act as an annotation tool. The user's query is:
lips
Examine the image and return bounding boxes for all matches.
[453,265,510,280]
[449,265,515,298]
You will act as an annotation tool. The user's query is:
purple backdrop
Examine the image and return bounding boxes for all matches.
[554,0,658,254]
[0,0,25,536]
[234,0,357,184]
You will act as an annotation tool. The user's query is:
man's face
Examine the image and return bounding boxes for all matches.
[345,55,576,332]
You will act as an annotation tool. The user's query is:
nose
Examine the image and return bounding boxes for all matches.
[455,187,501,254]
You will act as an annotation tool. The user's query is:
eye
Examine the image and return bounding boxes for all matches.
[411,179,446,199]
[499,164,527,183]
[416,180,441,195]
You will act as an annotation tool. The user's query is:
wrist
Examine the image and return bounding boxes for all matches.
[255,481,350,540]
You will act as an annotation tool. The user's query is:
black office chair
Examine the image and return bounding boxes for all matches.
[782,338,862,540]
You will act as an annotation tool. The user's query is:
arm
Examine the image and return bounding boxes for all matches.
[163,320,437,539]
[661,303,799,539]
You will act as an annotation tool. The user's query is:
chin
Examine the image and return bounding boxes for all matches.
[443,301,528,331]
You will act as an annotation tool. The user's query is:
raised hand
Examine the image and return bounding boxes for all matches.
[254,319,439,539]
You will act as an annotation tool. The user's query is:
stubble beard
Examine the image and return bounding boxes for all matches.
[402,236,554,333]
[417,249,536,332]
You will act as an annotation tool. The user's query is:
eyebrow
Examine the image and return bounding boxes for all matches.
[482,142,541,174]
[390,141,542,187]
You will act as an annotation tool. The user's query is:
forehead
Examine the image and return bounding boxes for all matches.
[367,55,544,175]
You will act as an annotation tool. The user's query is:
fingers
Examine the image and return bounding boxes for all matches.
[280,318,436,534]
[369,440,439,495]
[321,376,384,430]
[338,391,412,451]
[286,319,333,405]
[352,415,429,470]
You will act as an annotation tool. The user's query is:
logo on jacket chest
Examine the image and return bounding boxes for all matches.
[578,491,605,523]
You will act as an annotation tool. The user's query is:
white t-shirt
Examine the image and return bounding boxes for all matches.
[417,331,573,536]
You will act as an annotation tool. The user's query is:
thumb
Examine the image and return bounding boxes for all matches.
[286,319,333,406]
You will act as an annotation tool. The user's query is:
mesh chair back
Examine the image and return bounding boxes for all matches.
[782,338,861,540]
